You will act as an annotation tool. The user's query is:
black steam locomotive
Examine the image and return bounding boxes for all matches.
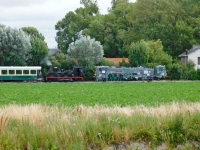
[45,66,84,82]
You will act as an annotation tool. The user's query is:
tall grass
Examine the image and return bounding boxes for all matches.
[0,102,200,149]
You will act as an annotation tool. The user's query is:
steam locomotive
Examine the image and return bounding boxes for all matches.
[45,66,84,82]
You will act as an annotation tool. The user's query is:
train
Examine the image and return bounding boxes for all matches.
[0,65,166,82]
[45,66,84,82]
[95,65,167,82]
[0,66,42,81]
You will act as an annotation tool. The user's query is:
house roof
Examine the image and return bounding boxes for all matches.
[105,58,129,67]
[49,48,60,55]
[179,45,200,57]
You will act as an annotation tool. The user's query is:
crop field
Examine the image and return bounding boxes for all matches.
[0,81,200,106]
[0,81,200,149]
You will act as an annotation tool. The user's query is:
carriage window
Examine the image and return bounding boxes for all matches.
[158,67,164,71]
[16,70,22,74]
[23,70,29,75]
[9,70,15,74]
[1,70,7,75]
[30,70,36,74]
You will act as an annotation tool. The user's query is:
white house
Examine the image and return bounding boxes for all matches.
[178,45,200,70]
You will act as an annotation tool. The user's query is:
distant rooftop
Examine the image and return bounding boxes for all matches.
[49,48,60,55]
[179,45,200,57]
[105,58,129,67]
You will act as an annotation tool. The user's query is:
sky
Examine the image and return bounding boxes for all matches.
[0,0,135,48]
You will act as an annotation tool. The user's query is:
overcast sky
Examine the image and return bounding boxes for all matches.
[0,0,135,48]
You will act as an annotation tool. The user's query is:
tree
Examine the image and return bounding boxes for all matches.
[21,27,45,40]
[67,36,104,80]
[110,0,129,11]
[83,1,134,57]
[67,36,104,66]
[55,4,99,53]
[145,40,172,69]
[0,25,31,66]
[123,0,198,58]
[128,40,148,67]
[21,27,49,66]
[80,0,97,7]
[49,51,74,70]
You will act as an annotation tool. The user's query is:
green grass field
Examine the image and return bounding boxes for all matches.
[0,81,200,106]
[0,82,200,149]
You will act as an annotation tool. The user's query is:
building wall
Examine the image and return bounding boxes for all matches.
[188,48,200,70]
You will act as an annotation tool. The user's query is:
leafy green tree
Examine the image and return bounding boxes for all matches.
[49,51,74,70]
[109,0,129,11]
[67,36,104,66]
[21,27,45,40]
[0,25,31,66]
[80,0,97,7]
[145,40,172,69]
[128,40,148,67]
[121,0,198,58]
[67,36,104,80]
[83,1,134,57]
[55,4,99,53]
[21,27,49,66]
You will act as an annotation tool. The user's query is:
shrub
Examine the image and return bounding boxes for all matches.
[188,70,198,80]
[99,58,115,67]
[119,58,130,67]
[167,64,181,80]
[196,69,200,80]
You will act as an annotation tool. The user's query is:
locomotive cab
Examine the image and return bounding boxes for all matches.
[95,66,109,81]
[72,67,84,77]
[154,65,167,79]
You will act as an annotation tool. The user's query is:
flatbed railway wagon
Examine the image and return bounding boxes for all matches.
[0,66,42,81]
[95,65,166,82]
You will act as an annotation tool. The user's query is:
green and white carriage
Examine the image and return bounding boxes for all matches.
[0,66,42,81]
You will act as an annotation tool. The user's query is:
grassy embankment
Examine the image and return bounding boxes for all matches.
[0,82,200,149]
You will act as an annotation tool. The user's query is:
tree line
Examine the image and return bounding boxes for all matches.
[56,0,200,59]
[1,0,200,80]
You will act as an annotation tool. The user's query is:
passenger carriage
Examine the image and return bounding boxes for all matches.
[0,66,42,81]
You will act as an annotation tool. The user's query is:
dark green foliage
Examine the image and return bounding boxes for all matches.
[21,27,49,66]
[129,40,148,67]
[188,70,198,80]
[82,65,95,81]
[55,4,99,52]
[168,64,181,80]
[41,67,48,78]
[197,69,200,80]
[81,0,200,59]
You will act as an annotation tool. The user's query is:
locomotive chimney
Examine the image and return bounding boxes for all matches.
[54,67,58,73]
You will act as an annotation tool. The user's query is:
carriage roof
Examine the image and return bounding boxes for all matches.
[0,66,41,70]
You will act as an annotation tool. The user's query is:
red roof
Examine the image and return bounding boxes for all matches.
[105,58,129,67]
